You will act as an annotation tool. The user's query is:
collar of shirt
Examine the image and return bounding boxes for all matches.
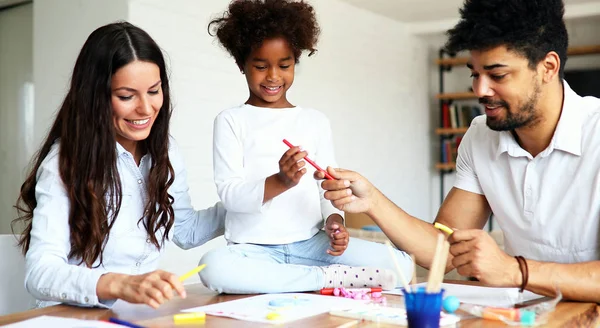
[115,142,152,166]
[115,142,130,157]
[495,80,583,160]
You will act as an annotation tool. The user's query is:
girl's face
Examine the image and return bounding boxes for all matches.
[243,37,295,108]
[111,60,163,154]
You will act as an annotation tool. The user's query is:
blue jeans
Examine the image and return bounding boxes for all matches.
[199,231,413,294]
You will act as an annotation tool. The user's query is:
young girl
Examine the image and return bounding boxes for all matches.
[200,0,413,294]
[13,22,225,309]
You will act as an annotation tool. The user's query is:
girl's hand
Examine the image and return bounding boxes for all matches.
[276,146,308,188]
[325,214,349,256]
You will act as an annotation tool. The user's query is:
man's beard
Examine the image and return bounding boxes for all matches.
[482,83,541,131]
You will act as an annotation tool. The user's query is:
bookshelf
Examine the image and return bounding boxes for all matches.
[434,45,600,66]
[435,92,477,100]
[434,44,600,204]
[435,127,468,135]
[435,48,482,203]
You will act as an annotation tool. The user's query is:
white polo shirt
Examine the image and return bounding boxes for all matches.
[455,81,600,263]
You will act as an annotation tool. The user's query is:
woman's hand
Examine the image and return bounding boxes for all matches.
[97,270,186,308]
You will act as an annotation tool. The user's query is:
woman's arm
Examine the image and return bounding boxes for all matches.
[26,147,187,308]
[169,138,225,250]
[24,149,110,307]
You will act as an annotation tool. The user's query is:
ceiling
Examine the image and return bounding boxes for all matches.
[340,0,600,23]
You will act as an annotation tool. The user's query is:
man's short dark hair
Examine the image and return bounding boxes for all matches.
[446,0,569,78]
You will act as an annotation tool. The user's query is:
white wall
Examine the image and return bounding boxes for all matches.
[128,0,433,221]
[0,3,32,234]
[33,0,129,148]
[0,0,131,234]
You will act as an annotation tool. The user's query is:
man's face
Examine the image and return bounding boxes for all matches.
[468,46,542,131]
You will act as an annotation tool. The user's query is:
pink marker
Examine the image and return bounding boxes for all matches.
[282,139,335,180]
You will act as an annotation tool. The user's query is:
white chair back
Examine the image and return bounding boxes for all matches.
[0,234,34,315]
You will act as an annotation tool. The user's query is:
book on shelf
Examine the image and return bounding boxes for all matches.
[442,104,483,128]
[440,136,463,164]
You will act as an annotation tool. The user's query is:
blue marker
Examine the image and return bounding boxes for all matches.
[109,317,145,328]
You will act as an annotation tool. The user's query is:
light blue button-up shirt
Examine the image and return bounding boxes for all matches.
[24,138,225,308]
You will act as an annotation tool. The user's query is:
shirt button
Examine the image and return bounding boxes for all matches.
[146,238,151,243]
[61,293,67,299]
[137,179,142,184]
[135,262,141,267]
[84,297,89,303]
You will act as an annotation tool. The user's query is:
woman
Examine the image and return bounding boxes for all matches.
[12,21,224,309]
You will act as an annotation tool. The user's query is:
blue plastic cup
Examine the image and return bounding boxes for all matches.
[402,287,445,328]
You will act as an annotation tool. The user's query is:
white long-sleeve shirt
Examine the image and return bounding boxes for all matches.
[25,138,225,308]
[213,104,343,244]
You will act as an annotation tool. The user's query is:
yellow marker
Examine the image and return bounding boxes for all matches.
[266,312,281,320]
[434,222,454,235]
[173,312,206,324]
[179,264,206,282]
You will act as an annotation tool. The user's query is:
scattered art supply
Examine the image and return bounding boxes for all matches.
[434,222,454,235]
[425,234,449,293]
[460,291,561,326]
[399,233,450,327]
[409,254,417,285]
[403,287,446,327]
[385,240,412,292]
[108,317,145,328]
[385,283,546,308]
[2,316,130,328]
[266,312,281,320]
[442,295,460,313]
[181,293,366,324]
[179,264,206,282]
[330,304,460,326]
[173,312,205,325]
[321,287,382,295]
[324,287,387,304]
[282,139,335,180]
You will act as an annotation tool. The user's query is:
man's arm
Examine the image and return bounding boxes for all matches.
[527,260,600,302]
[434,188,491,271]
[450,229,600,302]
[369,187,490,270]
[320,167,491,270]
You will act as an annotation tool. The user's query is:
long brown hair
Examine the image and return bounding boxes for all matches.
[12,22,175,267]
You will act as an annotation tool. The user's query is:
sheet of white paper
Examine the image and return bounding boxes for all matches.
[330,304,461,326]
[182,293,366,324]
[384,283,544,307]
[2,316,128,328]
[111,299,158,318]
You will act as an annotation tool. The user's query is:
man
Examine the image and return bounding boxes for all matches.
[317,0,600,302]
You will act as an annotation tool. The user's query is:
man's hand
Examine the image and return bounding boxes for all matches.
[316,167,377,213]
[325,214,348,256]
[449,229,521,287]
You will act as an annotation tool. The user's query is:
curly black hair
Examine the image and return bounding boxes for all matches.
[209,0,320,69]
[446,0,569,78]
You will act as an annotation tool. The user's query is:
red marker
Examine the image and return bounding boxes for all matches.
[282,139,335,180]
[320,287,382,295]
